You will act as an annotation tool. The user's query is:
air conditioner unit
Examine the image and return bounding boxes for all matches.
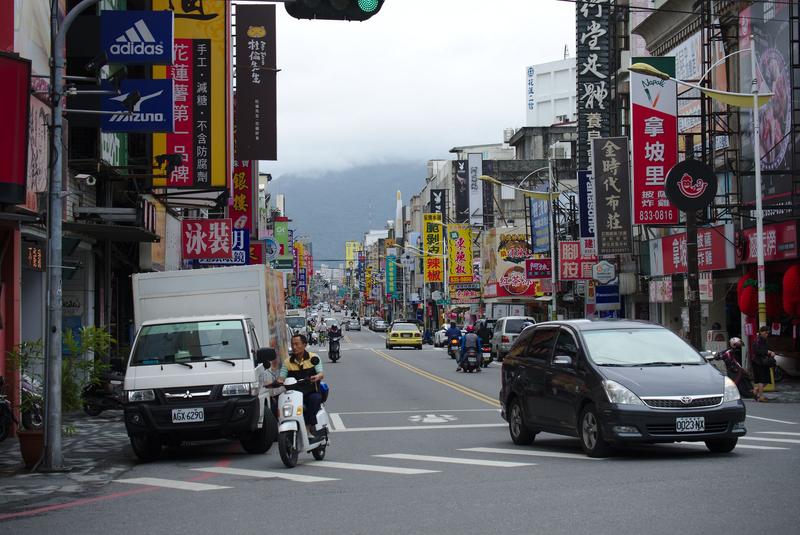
[549,141,571,160]
[503,127,517,143]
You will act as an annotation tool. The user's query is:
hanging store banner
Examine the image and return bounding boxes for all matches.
[250,241,264,265]
[630,56,679,225]
[152,0,230,189]
[430,189,446,219]
[423,213,443,283]
[453,160,469,224]
[649,278,673,303]
[452,283,481,305]
[234,4,276,160]
[198,228,249,265]
[345,241,361,269]
[739,221,797,264]
[0,53,31,205]
[558,240,598,281]
[447,224,473,283]
[482,160,495,228]
[648,223,735,276]
[530,197,550,254]
[576,0,611,171]
[182,218,233,260]
[386,255,397,298]
[102,79,174,133]
[272,218,292,270]
[577,170,595,238]
[591,137,632,255]
[230,160,257,234]
[525,258,552,279]
[481,227,536,299]
[101,10,174,64]
[468,153,483,227]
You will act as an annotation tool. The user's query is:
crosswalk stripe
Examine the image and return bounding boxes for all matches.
[309,461,438,475]
[746,415,798,425]
[734,444,789,450]
[374,453,534,468]
[332,423,506,433]
[740,436,800,445]
[191,466,338,483]
[756,431,800,437]
[329,413,346,430]
[114,477,230,491]
[460,447,603,460]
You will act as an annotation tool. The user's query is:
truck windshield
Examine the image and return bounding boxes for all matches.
[131,320,249,366]
[286,317,306,329]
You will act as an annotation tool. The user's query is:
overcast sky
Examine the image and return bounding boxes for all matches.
[259,0,575,178]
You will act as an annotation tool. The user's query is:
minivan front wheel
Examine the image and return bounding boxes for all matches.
[579,404,611,457]
[508,398,535,445]
[705,437,737,453]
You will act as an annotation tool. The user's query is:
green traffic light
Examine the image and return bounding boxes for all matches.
[358,0,379,13]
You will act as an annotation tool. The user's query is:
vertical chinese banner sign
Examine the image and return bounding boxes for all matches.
[423,213,443,283]
[591,137,632,255]
[576,0,611,172]
[630,56,679,225]
[453,161,469,224]
[153,0,230,189]
[386,255,397,298]
[467,153,483,227]
[447,224,473,283]
[230,160,256,235]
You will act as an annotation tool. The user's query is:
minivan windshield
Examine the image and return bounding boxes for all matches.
[582,328,704,366]
[131,320,248,366]
[286,317,306,329]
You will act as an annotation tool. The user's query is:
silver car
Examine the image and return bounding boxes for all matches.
[491,316,536,361]
[346,319,361,331]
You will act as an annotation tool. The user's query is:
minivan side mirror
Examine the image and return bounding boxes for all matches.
[553,355,573,367]
[256,347,277,367]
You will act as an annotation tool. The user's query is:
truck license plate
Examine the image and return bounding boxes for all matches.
[172,407,204,423]
[675,416,704,433]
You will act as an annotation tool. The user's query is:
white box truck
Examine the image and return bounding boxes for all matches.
[123,265,289,461]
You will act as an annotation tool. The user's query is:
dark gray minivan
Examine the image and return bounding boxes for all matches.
[499,319,746,457]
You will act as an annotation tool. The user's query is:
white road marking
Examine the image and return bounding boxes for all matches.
[740,436,800,445]
[460,447,603,460]
[374,453,534,468]
[336,409,500,415]
[329,413,346,430]
[332,423,507,433]
[191,467,337,483]
[114,477,230,491]
[746,415,798,425]
[309,461,438,475]
[735,444,789,450]
[756,431,800,437]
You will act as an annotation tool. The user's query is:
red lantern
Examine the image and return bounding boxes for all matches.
[783,265,800,316]
[737,272,757,317]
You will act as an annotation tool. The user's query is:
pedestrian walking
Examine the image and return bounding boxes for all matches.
[752,326,777,402]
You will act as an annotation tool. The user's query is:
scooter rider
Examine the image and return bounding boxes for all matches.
[458,325,482,371]
[278,334,325,439]
[445,321,461,343]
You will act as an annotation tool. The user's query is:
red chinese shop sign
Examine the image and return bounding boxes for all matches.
[230,160,256,233]
[739,221,797,264]
[630,57,679,225]
[558,241,597,281]
[657,224,735,275]
[182,218,233,260]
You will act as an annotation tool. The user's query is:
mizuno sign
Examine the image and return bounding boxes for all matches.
[101,10,174,65]
[101,80,174,133]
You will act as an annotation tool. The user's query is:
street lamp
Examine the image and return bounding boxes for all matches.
[631,52,774,329]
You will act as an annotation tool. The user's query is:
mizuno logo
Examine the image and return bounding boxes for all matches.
[109,90,166,123]
[109,19,165,56]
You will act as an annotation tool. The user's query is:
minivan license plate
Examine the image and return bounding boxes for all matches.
[675,416,704,433]
[172,407,204,423]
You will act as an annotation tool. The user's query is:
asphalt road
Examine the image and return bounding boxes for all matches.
[2,321,800,534]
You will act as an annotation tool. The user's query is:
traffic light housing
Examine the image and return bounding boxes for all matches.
[286,0,385,22]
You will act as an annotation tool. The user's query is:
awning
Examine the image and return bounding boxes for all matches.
[63,222,159,243]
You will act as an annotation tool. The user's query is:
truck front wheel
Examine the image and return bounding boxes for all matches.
[130,434,161,462]
[241,407,278,454]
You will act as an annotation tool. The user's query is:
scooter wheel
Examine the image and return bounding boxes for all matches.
[278,431,300,468]
[312,444,326,461]
[83,404,103,417]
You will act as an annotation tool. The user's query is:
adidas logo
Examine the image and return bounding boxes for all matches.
[109,19,165,56]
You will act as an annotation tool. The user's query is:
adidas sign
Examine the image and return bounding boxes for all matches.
[109,19,165,57]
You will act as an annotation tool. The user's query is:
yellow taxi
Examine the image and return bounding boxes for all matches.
[386,321,423,350]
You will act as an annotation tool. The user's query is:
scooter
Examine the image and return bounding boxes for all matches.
[0,377,18,443]
[276,373,330,468]
[20,374,44,430]
[82,371,124,416]
[481,342,492,368]
[447,337,460,359]
[328,332,341,363]
[460,348,481,373]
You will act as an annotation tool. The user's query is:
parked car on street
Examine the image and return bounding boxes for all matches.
[491,316,536,361]
[372,320,388,332]
[499,319,747,457]
[386,322,422,349]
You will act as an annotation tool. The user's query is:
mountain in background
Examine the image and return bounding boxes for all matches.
[270,161,428,266]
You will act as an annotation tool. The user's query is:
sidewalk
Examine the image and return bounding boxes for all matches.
[763,376,800,403]
[0,412,133,510]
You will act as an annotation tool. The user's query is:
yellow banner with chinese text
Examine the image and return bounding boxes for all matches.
[447,224,473,283]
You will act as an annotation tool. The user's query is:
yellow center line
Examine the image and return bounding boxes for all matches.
[370,349,501,408]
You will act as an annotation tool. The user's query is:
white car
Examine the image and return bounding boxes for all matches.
[434,327,465,347]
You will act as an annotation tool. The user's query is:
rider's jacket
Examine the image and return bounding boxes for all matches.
[284,351,318,380]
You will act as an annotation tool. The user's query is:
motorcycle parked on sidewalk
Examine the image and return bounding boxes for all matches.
[82,371,124,416]
[276,373,330,468]
[481,342,492,368]
[20,374,44,430]
[0,376,18,443]
[447,337,460,359]
[459,348,481,373]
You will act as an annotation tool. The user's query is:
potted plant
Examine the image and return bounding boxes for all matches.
[6,340,45,468]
